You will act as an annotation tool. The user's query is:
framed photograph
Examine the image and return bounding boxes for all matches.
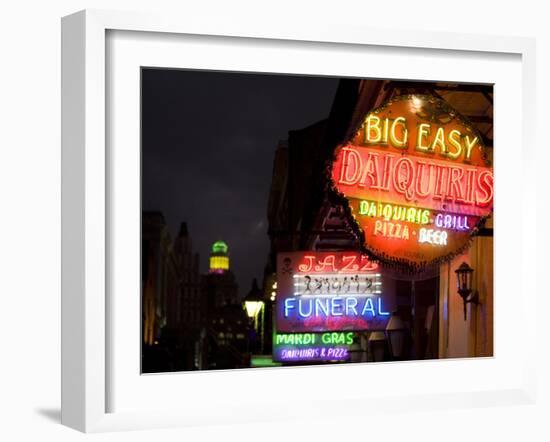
[61,9,537,432]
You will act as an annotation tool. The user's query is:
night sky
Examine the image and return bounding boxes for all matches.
[141,69,339,296]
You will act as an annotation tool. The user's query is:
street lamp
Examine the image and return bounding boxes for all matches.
[244,299,263,323]
[243,278,264,331]
[385,311,407,360]
[455,262,479,320]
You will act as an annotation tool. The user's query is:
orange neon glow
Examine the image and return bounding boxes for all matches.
[330,95,493,266]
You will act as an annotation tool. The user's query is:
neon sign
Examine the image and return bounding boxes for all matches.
[275,332,354,346]
[335,146,493,214]
[283,296,389,318]
[330,95,493,267]
[292,273,381,296]
[277,347,349,362]
[359,201,431,224]
[297,253,379,273]
[276,252,394,332]
[273,332,354,362]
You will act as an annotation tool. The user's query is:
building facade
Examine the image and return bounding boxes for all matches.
[266,79,493,362]
[142,213,202,372]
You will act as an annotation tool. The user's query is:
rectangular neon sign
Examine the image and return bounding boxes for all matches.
[273,332,355,362]
[292,273,381,296]
[276,252,395,332]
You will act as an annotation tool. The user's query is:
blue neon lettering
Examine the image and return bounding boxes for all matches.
[315,298,329,316]
[378,297,390,315]
[284,298,295,318]
[361,298,376,316]
[345,297,358,315]
[331,297,343,316]
[298,298,313,317]
[285,296,390,319]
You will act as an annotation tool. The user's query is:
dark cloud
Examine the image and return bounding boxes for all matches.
[142,68,338,294]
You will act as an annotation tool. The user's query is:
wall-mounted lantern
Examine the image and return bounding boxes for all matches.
[455,262,479,320]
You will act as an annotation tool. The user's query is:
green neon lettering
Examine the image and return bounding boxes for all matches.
[359,200,369,215]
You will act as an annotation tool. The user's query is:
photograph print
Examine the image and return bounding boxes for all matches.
[141,69,493,373]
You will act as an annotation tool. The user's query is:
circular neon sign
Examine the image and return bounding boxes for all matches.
[331,95,493,269]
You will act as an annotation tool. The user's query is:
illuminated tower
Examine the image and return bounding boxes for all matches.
[203,240,238,308]
[209,240,230,274]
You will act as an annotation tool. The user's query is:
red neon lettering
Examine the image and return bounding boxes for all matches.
[333,147,494,216]
[360,256,379,271]
[432,164,447,200]
[380,153,396,191]
[360,152,382,188]
[298,256,315,272]
[392,157,415,201]
[475,170,494,206]
[415,160,432,197]
[338,147,362,185]
[446,166,465,202]
[314,255,337,272]
[464,168,477,204]
[341,255,360,272]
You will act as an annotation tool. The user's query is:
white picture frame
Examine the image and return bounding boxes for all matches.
[61,9,537,433]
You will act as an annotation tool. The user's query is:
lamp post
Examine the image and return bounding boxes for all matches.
[385,311,407,360]
[244,298,263,330]
[455,262,479,320]
[243,278,265,354]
